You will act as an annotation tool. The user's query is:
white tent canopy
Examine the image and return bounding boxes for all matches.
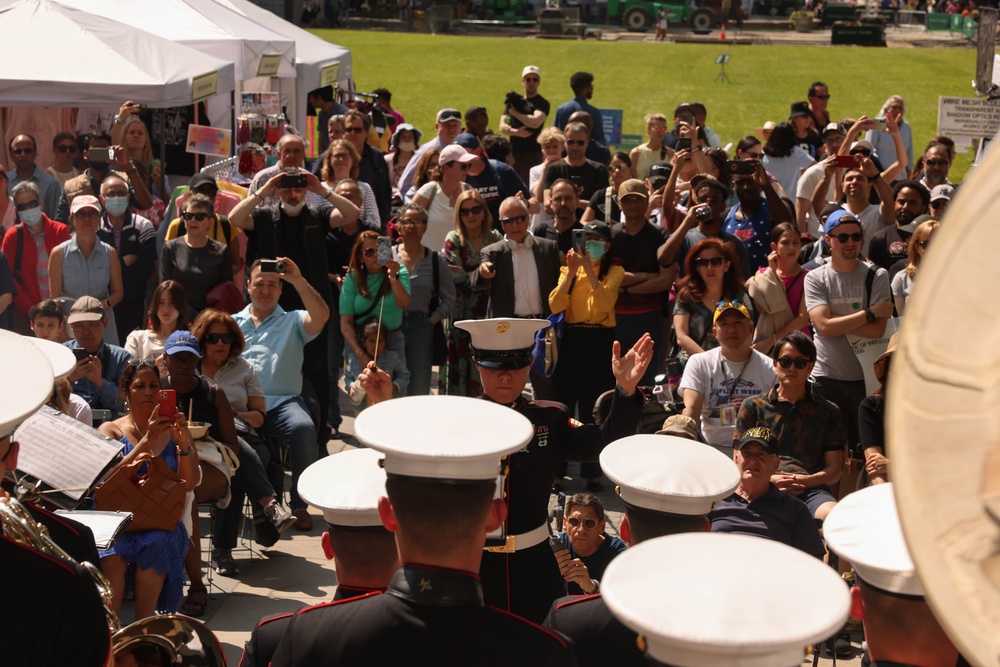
[0,0,236,107]
[210,0,353,143]
[57,0,296,82]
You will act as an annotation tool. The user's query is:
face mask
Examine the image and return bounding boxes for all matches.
[104,196,129,217]
[398,141,415,152]
[281,200,306,216]
[18,206,42,227]
[586,241,606,261]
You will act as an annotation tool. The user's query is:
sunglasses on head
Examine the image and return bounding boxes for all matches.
[438,112,462,122]
[205,333,235,345]
[776,356,810,369]
[127,357,157,368]
[460,205,484,217]
[15,200,40,212]
[499,215,527,226]
[567,517,599,529]
[182,211,210,221]
[56,144,78,153]
[832,232,863,243]
[694,256,725,268]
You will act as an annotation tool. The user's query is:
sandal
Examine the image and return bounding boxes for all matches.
[180,584,208,617]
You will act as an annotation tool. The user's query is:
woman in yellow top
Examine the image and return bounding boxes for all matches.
[548,220,624,492]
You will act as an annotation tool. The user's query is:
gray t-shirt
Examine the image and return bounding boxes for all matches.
[804,261,889,381]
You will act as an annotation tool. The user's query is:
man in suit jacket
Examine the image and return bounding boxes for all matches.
[475,196,560,398]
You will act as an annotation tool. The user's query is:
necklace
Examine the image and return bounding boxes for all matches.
[130,412,148,440]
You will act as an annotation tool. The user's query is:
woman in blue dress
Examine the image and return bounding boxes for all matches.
[97,361,200,620]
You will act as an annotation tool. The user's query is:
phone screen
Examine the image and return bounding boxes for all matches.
[376,236,392,267]
[676,138,692,152]
[572,229,586,254]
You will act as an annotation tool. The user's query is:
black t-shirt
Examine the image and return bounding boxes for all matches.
[868,225,909,272]
[326,226,363,313]
[857,394,885,453]
[795,129,824,160]
[532,220,582,255]
[465,161,530,227]
[508,94,551,155]
[587,186,620,225]
[543,160,610,204]
[610,221,669,312]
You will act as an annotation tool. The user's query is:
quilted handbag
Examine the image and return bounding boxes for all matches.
[94,452,187,532]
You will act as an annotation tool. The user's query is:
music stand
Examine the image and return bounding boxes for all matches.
[715,55,731,84]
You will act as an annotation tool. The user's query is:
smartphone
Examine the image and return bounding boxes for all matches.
[259,258,286,274]
[726,160,756,176]
[73,348,91,362]
[676,138,692,152]
[571,229,586,254]
[679,112,695,127]
[549,536,569,556]
[834,154,862,169]
[280,172,308,189]
[158,389,177,419]
[87,147,111,162]
[872,117,888,130]
[376,236,392,267]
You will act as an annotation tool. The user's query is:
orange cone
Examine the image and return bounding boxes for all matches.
[720,23,727,40]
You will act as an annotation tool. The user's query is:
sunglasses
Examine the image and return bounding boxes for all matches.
[11,148,34,155]
[567,517,599,529]
[205,333,235,345]
[460,205,484,217]
[832,232,863,243]
[814,94,831,100]
[181,211,210,221]
[924,159,949,167]
[694,256,725,268]
[918,240,930,249]
[56,144,78,154]
[344,126,366,134]
[776,356,810,369]
[15,200,40,212]
[499,214,527,226]
[362,247,378,257]
[566,139,587,146]
[128,357,157,368]
[523,77,539,83]
[850,149,871,157]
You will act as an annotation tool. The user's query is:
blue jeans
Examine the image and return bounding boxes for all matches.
[263,397,317,511]
[402,311,433,396]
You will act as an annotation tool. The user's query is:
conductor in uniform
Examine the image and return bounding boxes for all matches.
[362,318,653,623]
[270,396,576,666]
[544,435,741,667]
[240,448,398,667]
[0,330,113,667]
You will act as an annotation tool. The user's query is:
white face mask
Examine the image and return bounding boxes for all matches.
[18,206,42,228]
[398,141,415,152]
[281,200,306,216]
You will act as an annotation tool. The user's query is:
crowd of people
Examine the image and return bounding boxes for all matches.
[1,65,965,665]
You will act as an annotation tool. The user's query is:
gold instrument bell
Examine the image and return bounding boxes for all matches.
[113,614,227,666]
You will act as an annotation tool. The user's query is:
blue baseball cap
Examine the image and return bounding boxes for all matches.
[824,209,861,235]
[453,133,481,151]
[164,330,201,357]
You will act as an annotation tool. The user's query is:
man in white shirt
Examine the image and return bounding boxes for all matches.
[679,300,777,455]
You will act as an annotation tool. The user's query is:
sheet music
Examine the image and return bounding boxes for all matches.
[15,407,123,501]
[54,510,133,551]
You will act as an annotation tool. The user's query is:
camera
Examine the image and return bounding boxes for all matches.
[259,259,286,274]
[726,160,756,176]
[694,206,712,221]
[504,91,531,116]
[280,172,308,189]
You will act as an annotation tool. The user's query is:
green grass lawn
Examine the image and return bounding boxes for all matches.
[313,29,976,179]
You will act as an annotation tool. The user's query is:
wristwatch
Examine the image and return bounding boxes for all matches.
[865,307,876,323]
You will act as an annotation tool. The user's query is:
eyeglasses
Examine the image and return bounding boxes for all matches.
[362,247,378,257]
[566,139,587,146]
[924,159,949,167]
[694,256,725,268]
[204,333,235,345]
[499,215,527,226]
[460,205,484,217]
[128,357,157,368]
[56,144,78,154]
[14,200,40,212]
[344,126,366,134]
[776,356,810,369]
[398,218,425,227]
[832,232,863,243]
[567,517,599,529]
[181,211,210,221]
[917,240,930,249]
[11,148,34,155]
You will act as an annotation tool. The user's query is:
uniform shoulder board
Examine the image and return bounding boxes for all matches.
[296,590,381,616]
[256,611,294,627]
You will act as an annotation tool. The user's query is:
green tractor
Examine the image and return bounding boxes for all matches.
[606,0,722,34]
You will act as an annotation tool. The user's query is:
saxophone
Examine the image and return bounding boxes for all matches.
[0,497,226,666]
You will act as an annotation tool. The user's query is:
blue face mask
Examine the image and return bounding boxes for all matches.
[104,196,129,217]
[18,206,42,227]
[586,240,606,261]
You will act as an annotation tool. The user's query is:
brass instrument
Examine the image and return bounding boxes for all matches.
[0,496,226,666]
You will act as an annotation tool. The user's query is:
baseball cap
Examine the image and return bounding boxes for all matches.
[188,173,218,192]
[66,296,105,325]
[648,161,673,189]
[522,65,540,79]
[823,209,861,235]
[618,179,648,201]
[164,330,202,357]
[822,122,846,138]
[438,144,478,167]
[898,213,937,235]
[436,108,462,123]
[713,299,751,325]
[850,140,875,154]
[736,426,778,454]
[789,101,811,119]
[583,220,611,240]
[453,133,482,151]
[690,174,730,200]
[930,184,954,203]
[456,318,549,370]
[70,194,102,216]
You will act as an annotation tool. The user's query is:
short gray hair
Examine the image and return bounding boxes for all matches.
[499,196,529,217]
[397,203,428,224]
[11,181,39,200]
